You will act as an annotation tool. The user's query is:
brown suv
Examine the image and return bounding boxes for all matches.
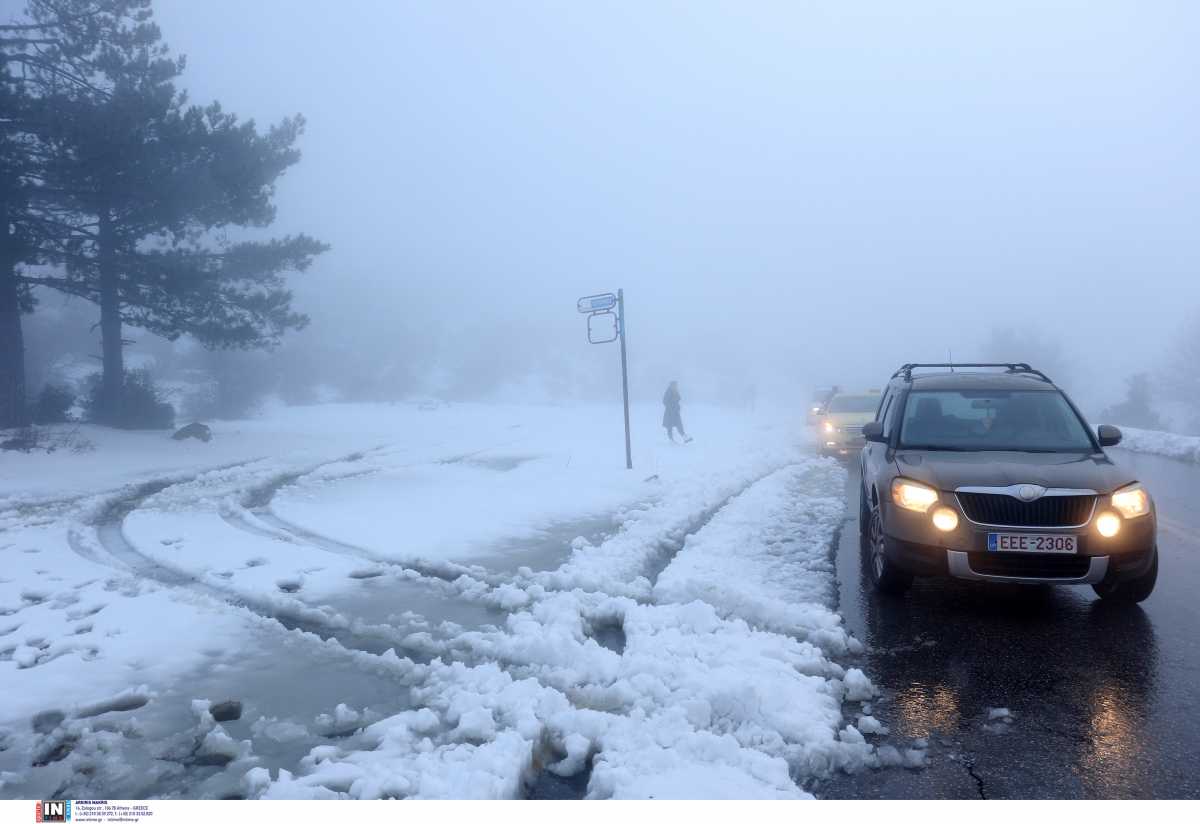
[858,363,1157,603]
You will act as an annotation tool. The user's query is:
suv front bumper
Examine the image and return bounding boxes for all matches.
[880,495,1156,585]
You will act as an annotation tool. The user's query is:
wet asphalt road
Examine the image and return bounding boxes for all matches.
[817,449,1200,799]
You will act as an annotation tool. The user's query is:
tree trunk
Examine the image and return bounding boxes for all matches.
[0,254,30,431]
[0,192,30,430]
[97,208,124,425]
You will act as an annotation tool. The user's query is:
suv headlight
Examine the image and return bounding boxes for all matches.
[823,421,835,433]
[892,478,939,513]
[1111,483,1151,519]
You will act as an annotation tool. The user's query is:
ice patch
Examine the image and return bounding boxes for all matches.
[842,668,876,702]
[856,715,888,736]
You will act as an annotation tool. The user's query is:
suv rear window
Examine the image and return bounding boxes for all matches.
[898,390,1095,452]
[827,395,879,413]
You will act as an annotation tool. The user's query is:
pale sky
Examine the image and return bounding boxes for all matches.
[13,1,1200,405]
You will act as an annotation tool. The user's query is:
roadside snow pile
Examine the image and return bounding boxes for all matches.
[1116,426,1200,463]
[263,598,874,800]
[258,455,882,800]
[533,446,801,599]
[654,461,851,653]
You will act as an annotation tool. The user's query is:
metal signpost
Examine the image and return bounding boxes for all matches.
[577,289,632,469]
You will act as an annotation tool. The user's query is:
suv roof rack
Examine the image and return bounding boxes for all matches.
[891,363,1053,384]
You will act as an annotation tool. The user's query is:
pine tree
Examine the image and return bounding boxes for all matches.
[22,0,327,426]
[1161,312,1200,433]
[1101,373,1165,431]
[1,0,147,427]
[0,58,35,428]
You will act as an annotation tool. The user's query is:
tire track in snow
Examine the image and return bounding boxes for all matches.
[224,447,538,589]
[69,466,442,662]
[641,462,801,587]
[0,457,270,530]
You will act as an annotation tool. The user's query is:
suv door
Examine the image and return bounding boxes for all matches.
[861,385,901,498]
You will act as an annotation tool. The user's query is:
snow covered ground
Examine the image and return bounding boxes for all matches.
[0,402,909,799]
[1115,426,1200,464]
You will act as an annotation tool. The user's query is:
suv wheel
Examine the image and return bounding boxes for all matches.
[864,494,913,595]
[1093,547,1158,604]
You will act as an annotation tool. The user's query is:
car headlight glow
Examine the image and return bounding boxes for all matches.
[892,478,939,513]
[931,506,959,532]
[823,421,835,433]
[1111,484,1150,519]
[1096,511,1121,538]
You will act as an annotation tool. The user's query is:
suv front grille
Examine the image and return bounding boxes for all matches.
[968,553,1092,579]
[956,492,1095,527]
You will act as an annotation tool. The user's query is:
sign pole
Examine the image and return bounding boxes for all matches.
[618,288,632,469]
[575,289,631,470]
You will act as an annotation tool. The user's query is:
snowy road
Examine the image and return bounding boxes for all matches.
[12,405,1191,799]
[818,450,1200,799]
[0,404,913,800]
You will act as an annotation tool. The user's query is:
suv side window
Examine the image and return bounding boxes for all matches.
[881,389,902,436]
[875,388,892,421]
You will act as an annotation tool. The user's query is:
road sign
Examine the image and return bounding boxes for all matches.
[587,310,618,343]
[577,293,617,313]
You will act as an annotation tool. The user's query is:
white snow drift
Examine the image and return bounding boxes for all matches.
[0,402,893,799]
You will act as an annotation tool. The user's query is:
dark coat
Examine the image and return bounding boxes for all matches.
[662,386,682,429]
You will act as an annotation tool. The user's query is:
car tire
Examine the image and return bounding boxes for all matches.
[865,495,913,596]
[1092,547,1158,604]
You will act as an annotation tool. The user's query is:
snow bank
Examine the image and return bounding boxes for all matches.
[257,455,879,800]
[654,461,851,653]
[1116,426,1200,463]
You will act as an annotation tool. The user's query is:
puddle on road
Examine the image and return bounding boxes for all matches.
[437,454,538,472]
[0,628,412,800]
[462,513,616,574]
[316,572,506,635]
[462,456,536,472]
[526,765,592,799]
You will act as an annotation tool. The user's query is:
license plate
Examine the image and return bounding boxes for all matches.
[988,533,1078,553]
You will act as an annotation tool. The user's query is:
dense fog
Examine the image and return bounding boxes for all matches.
[8,0,1200,421]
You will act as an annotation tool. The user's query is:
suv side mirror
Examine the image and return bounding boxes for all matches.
[863,421,887,443]
[1097,424,1122,448]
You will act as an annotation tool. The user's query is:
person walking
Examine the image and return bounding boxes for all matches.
[662,381,692,443]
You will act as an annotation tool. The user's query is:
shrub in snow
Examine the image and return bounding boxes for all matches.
[32,383,75,424]
[84,369,175,430]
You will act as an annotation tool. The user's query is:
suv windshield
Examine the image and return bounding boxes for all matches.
[898,390,1095,452]
[827,395,879,413]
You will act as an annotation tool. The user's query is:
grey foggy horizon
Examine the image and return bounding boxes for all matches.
[21,1,1200,409]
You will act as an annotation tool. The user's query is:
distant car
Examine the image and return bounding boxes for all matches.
[817,391,881,458]
[806,386,839,426]
[858,363,1157,604]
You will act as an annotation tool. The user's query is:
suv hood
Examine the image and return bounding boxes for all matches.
[893,450,1134,495]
